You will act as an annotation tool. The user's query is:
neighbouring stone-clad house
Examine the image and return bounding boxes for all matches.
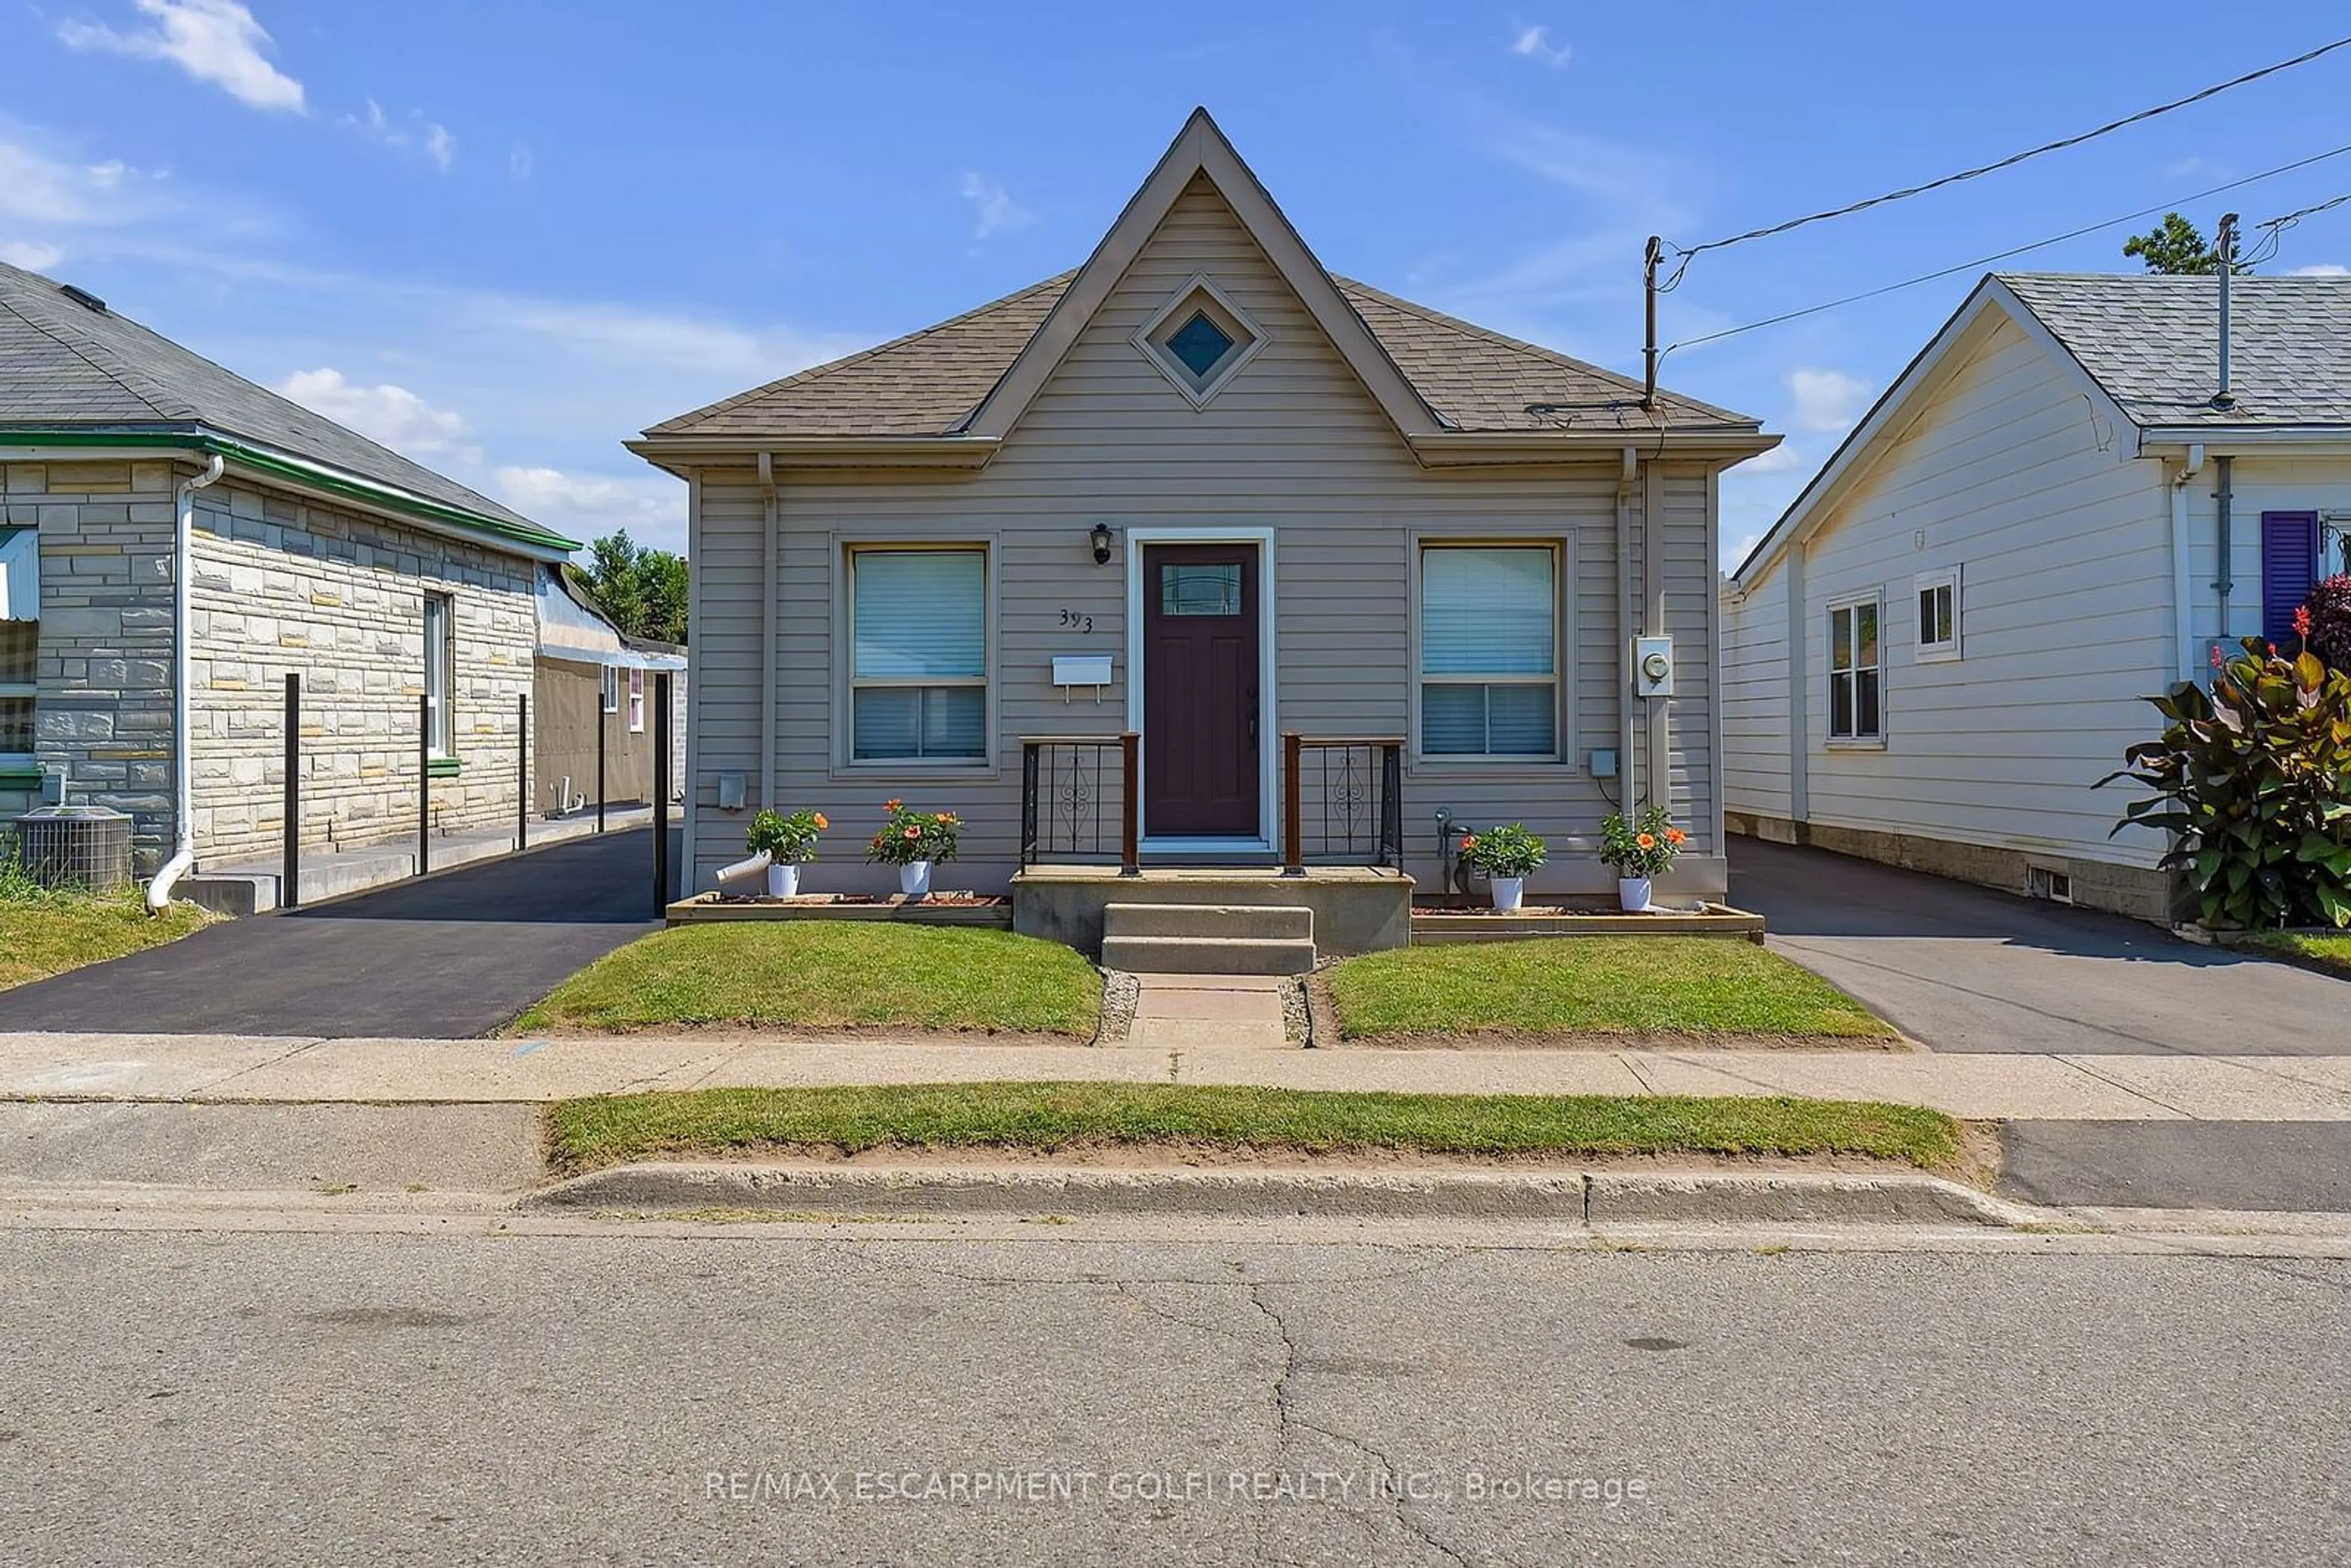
[629,110,1775,939]
[0,260,579,891]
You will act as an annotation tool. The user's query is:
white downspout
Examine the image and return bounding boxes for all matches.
[1615,446,1638,806]
[145,452,225,914]
[2170,443,2206,684]
[757,451,778,812]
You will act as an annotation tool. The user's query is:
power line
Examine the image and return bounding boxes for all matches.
[1664,141,2351,358]
[1667,32,2351,272]
[2246,188,2351,266]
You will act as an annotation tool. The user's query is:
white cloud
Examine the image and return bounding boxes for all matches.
[0,241,66,271]
[1787,367,1872,433]
[0,140,155,227]
[58,0,305,114]
[1739,441,1806,475]
[276,367,472,457]
[424,124,456,172]
[341,100,457,171]
[2288,263,2350,277]
[508,144,534,179]
[958,171,1032,240]
[1509,24,1572,67]
[491,465,685,544]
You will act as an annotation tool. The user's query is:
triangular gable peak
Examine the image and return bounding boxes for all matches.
[1731,276,2135,590]
[961,107,1444,445]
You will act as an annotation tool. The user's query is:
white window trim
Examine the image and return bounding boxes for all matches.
[1124,525,1278,853]
[1824,590,1886,749]
[627,668,647,735]
[601,666,621,715]
[422,591,455,759]
[1131,272,1271,408]
[1408,536,1572,768]
[838,541,997,774]
[1913,566,1962,664]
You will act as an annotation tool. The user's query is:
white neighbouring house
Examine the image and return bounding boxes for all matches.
[1722,271,2351,923]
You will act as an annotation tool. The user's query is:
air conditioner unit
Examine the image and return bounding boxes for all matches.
[15,805,133,892]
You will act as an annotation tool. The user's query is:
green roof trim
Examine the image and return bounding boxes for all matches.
[0,427,582,558]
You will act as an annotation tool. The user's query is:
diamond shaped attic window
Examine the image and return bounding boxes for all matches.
[1166,312,1235,377]
[1135,275,1266,407]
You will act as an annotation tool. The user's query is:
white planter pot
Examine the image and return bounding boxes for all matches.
[763,861,800,899]
[898,860,932,899]
[1618,876,1652,913]
[1490,876,1526,912]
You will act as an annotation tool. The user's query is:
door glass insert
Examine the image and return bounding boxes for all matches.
[1160,563,1242,617]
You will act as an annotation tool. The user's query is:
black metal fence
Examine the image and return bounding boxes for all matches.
[1020,733,1136,870]
[1284,735,1404,871]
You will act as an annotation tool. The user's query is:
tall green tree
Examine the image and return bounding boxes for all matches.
[578,530,688,644]
[2120,212,2246,275]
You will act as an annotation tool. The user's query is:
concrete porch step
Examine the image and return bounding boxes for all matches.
[1101,902,1313,942]
[1100,934,1316,977]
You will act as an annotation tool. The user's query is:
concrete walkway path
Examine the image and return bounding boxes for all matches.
[1123,974,1288,1049]
[1728,836,2351,1055]
[12,1029,2351,1121]
[0,827,673,1039]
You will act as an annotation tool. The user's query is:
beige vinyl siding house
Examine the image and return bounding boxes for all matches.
[636,111,1772,909]
[1723,271,2351,922]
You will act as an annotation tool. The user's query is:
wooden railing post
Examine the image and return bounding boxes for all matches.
[1282,730,1303,876]
[1119,730,1140,875]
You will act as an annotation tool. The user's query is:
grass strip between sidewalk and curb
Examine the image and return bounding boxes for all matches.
[541,1082,1962,1176]
[1324,936,1896,1041]
[510,923,1102,1038]
[0,885,214,993]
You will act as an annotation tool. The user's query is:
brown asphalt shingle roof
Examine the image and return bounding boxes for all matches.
[644,271,1758,439]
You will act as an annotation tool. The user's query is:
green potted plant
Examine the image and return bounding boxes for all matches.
[1599,805,1685,912]
[1459,823,1547,911]
[744,808,827,898]
[866,798,961,899]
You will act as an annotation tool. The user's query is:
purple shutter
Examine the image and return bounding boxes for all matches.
[2263,511,2320,643]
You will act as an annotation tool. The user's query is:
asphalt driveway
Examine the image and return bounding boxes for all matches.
[1728,836,2351,1056]
[0,827,672,1040]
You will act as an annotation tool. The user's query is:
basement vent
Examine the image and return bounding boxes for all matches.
[58,283,108,313]
[2026,865,2074,905]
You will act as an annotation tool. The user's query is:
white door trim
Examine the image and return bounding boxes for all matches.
[1124,525,1278,853]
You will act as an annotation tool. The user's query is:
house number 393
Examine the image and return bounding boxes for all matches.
[1058,609,1095,633]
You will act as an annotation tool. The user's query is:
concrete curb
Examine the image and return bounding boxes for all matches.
[524,1162,2041,1228]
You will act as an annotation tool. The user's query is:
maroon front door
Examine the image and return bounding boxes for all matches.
[1142,543,1260,838]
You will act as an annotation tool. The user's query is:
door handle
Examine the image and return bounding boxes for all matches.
[1247,685,1259,743]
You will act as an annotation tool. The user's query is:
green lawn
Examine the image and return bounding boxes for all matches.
[0,888,212,992]
[1325,937,1895,1041]
[511,922,1103,1037]
[542,1081,1960,1174]
[2244,931,2351,980]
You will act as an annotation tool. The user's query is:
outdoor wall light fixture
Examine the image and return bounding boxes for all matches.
[1089,521,1114,565]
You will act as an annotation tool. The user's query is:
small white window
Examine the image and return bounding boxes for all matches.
[627,668,646,735]
[601,666,621,715]
[422,592,455,757]
[0,527,37,767]
[1419,544,1561,760]
[1826,594,1882,743]
[1914,568,1961,662]
[848,547,988,763]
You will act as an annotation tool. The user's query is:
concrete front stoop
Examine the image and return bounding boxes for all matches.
[1099,902,1316,976]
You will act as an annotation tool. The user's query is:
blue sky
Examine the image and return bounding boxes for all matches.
[4,1,2349,558]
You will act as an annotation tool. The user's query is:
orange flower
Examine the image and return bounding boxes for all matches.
[812,812,829,830]
[935,812,952,823]
[903,825,921,840]
[1460,835,1477,850]
[1665,827,1685,845]
[1636,832,1656,849]
[885,798,902,812]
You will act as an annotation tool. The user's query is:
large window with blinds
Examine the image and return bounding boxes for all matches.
[0,526,36,767]
[1418,544,1560,760]
[849,546,989,763]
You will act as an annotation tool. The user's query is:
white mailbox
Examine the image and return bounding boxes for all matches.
[1051,654,1113,696]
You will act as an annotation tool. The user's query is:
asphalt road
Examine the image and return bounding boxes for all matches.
[1728,836,2351,1055]
[0,827,670,1039]
[2000,1119,2351,1212]
[2,1229,2346,1566]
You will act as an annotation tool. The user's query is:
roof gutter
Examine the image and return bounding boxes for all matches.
[145,453,225,915]
[0,427,579,559]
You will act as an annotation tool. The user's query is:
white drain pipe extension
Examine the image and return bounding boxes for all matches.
[146,452,226,914]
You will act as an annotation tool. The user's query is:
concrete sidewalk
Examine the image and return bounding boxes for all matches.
[10,1029,2351,1121]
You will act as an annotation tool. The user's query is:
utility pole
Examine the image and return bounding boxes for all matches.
[1641,236,1662,411]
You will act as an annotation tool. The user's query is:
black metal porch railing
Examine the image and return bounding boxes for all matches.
[1283,733,1404,873]
[1019,733,1138,872]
